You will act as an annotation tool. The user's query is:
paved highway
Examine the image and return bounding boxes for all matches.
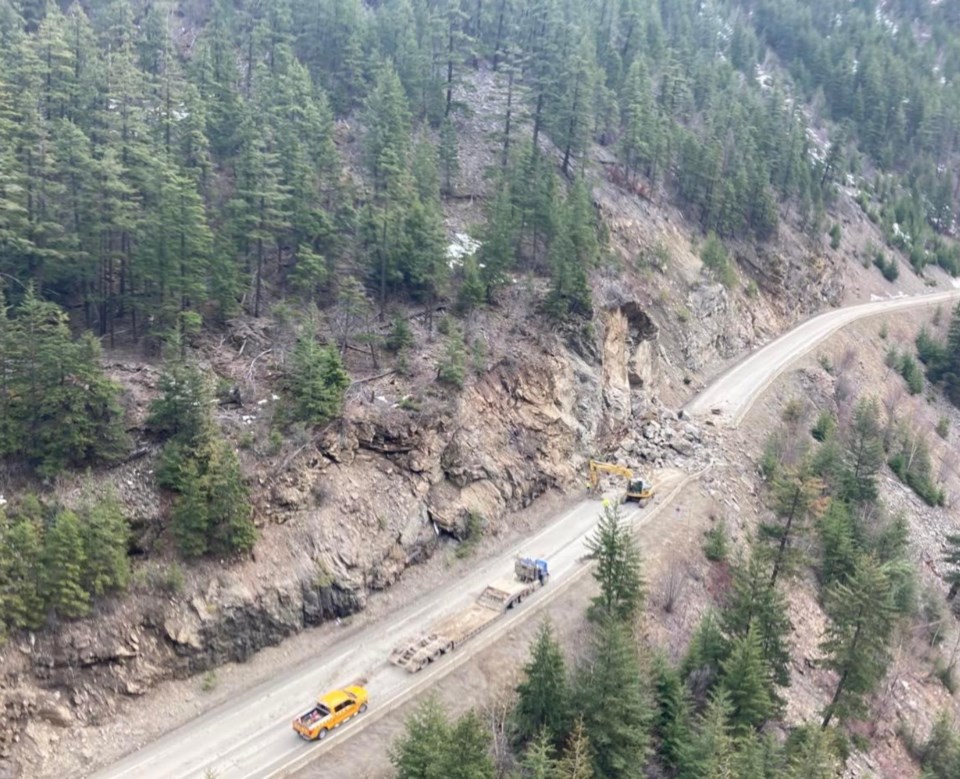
[91,470,693,779]
[92,287,960,779]
[684,289,960,425]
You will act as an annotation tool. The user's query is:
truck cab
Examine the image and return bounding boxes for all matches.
[514,557,549,585]
[292,685,368,741]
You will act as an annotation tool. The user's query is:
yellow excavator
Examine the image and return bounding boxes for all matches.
[587,460,655,505]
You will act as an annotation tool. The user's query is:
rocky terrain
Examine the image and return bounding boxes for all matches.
[0,65,956,777]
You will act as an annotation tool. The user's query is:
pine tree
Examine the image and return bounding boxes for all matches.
[842,397,885,503]
[80,491,130,597]
[514,620,570,746]
[761,464,825,586]
[721,551,792,690]
[171,456,211,558]
[576,619,651,779]
[585,501,644,623]
[288,330,350,426]
[43,509,90,618]
[2,512,46,631]
[391,697,451,779]
[205,437,255,556]
[680,689,736,779]
[555,717,594,779]
[517,732,558,779]
[720,624,774,734]
[439,116,460,195]
[783,725,841,779]
[819,554,898,728]
[817,500,858,588]
[147,362,211,447]
[651,652,693,771]
[682,610,728,698]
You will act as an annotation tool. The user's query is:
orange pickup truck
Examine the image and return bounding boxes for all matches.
[292,685,369,741]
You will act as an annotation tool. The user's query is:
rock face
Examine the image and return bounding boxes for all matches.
[0,303,667,758]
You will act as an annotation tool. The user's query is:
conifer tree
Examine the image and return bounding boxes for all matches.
[517,732,558,779]
[842,397,885,503]
[721,551,792,690]
[682,610,728,696]
[651,652,693,771]
[585,501,644,623]
[288,329,350,426]
[205,437,255,556]
[783,725,841,779]
[514,621,570,747]
[817,500,858,588]
[80,491,131,597]
[680,689,736,779]
[171,457,210,558]
[43,510,90,618]
[576,619,651,779]
[2,512,46,631]
[819,554,898,728]
[761,464,825,586]
[391,697,451,779]
[720,624,774,734]
[555,717,594,779]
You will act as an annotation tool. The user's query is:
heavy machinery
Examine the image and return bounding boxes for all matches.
[292,684,368,741]
[587,460,654,504]
[388,557,549,673]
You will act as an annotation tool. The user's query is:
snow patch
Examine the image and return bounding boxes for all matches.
[446,233,482,270]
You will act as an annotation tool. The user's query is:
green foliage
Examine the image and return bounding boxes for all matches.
[721,552,793,691]
[917,712,960,779]
[585,502,645,624]
[817,500,858,589]
[514,622,570,748]
[287,331,350,426]
[148,363,211,446]
[42,510,89,619]
[828,223,841,250]
[385,317,414,354]
[898,353,924,395]
[79,491,131,597]
[650,653,693,771]
[699,234,736,288]
[0,290,128,476]
[575,619,651,779]
[702,522,728,563]
[437,325,467,390]
[719,625,774,734]
[391,698,495,779]
[943,533,960,603]
[810,411,836,442]
[873,251,900,282]
[819,555,899,728]
[842,397,885,503]
[760,464,824,585]
[936,416,950,440]
[888,430,945,507]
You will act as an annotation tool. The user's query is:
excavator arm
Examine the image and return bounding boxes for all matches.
[587,460,654,503]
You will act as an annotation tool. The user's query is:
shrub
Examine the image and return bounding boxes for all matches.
[700,233,736,287]
[936,416,950,440]
[437,326,467,389]
[288,334,350,426]
[703,521,729,563]
[811,411,836,442]
[829,223,842,249]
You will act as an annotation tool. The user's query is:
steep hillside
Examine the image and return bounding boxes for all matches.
[0,0,958,776]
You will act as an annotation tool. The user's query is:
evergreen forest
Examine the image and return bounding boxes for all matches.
[1,1,960,768]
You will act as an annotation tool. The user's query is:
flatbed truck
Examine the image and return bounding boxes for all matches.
[388,557,549,673]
